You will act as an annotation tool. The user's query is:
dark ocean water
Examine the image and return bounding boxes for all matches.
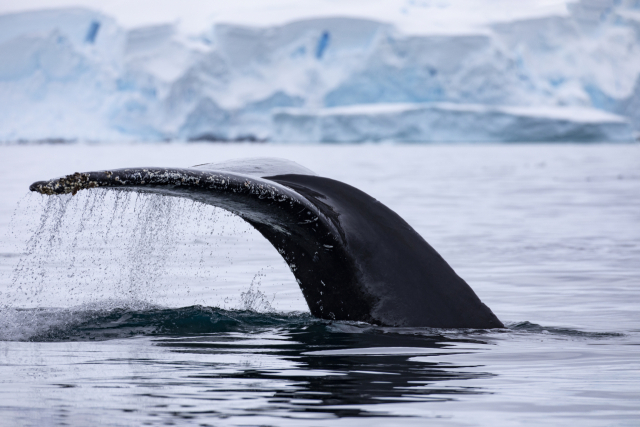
[1,144,639,426]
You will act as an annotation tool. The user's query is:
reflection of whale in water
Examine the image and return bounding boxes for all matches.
[30,158,503,329]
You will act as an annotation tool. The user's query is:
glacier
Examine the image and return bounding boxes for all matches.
[0,0,639,143]
[273,103,633,143]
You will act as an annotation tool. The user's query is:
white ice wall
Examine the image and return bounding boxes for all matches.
[0,0,638,142]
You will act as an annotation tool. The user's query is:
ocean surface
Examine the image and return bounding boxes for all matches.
[0,143,639,426]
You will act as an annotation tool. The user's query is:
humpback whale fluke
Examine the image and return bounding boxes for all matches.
[29,158,503,329]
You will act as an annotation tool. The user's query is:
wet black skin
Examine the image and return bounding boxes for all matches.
[30,162,504,329]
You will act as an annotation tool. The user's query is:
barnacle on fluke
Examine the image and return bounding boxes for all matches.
[30,172,101,196]
[30,157,503,329]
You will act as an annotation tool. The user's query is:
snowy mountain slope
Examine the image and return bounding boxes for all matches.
[0,0,638,142]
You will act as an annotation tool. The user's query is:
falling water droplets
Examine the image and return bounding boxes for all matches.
[2,188,298,326]
[240,268,275,312]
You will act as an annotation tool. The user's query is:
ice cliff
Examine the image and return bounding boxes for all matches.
[0,0,639,142]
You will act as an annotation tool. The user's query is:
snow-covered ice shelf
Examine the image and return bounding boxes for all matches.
[0,0,638,142]
[274,103,633,142]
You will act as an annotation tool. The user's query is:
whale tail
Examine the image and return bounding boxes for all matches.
[30,158,503,328]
